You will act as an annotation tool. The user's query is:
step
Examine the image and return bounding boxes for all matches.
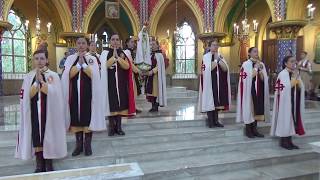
[189,159,319,180]
[141,147,318,180]
[1,111,320,148]
[1,129,319,177]
[2,114,320,149]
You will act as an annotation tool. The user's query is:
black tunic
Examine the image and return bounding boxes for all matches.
[290,73,302,130]
[210,54,229,110]
[145,50,160,96]
[30,75,47,148]
[251,61,265,118]
[107,48,129,113]
[69,57,92,127]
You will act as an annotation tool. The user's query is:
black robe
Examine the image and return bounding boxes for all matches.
[30,75,47,148]
[69,57,92,128]
[107,48,130,114]
[210,54,229,110]
[251,61,265,120]
[145,50,160,98]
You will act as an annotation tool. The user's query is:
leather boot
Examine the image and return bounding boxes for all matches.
[115,116,125,136]
[212,110,224,128]
[84,132,93,156]
[251,121,264,138]
[280,137,293,150]
[149,102,159,112]
[207,111,214,128]
[245,124,255,138]
[288,136,299,149]
[34,151,46,173]
[72,131,83,156]
[108,117,115,136]
[45,159,54,172]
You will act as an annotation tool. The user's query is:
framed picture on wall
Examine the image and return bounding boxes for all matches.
[105,1,120,19]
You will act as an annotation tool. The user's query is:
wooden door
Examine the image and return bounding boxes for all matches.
[262,39,277,74]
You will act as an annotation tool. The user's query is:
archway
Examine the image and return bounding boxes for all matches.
[149,0,203,36]
[4,0,72,31]
[82,0,139,35]
[215,0,274,32]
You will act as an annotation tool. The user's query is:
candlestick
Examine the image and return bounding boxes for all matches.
[47,22,52,33]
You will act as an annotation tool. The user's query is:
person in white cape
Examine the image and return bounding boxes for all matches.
[198,40,231,128]
[15,50,67,173]
[61,37,106,157]
[124,37,143,113]
[270,55,305,150]
[100,33,136,137]
[144,38,167,112]
[89,41,101,76]
[298,51,313,98]
[236,47,270,138]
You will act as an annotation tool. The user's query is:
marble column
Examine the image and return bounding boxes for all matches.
[268,20,307,72]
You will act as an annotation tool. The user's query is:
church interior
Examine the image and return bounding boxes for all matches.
[1,0,320,179]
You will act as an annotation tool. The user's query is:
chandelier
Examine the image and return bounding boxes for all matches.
[233,0,258,41]
[24,0,52,37]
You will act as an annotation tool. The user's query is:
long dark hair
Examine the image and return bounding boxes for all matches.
[124,37,132,49]
[282,55,293,69]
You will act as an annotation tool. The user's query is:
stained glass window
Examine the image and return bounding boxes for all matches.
[174,22,196,77]
[1,10,27,79]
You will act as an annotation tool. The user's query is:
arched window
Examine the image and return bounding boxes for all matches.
[1,10,27,79]
[174,22,196,79]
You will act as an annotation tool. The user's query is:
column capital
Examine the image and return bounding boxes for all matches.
[198,32,226,49]
[268,20,308,39]
[59,32,88,47]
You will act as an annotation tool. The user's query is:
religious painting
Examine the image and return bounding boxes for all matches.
[105,1,120,19]
[315,32,320,64]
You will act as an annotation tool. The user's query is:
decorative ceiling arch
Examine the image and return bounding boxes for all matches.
[215,0,275,32]
[82,0,139,35]
[149,0,204,36]
[4,0,72,32]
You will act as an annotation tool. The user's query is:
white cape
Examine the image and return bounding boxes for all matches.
[270,69,305,137]
[15,69,67,160]
[99,50,111,117]
[155,53,167,107]
[236,59,270,124]
[135,27,151,65]
[61,53,106,131]
[198,52,231,112]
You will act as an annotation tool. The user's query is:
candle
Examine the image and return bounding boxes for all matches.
[236,26,239,35]
[311,7,316,19]
[233,23,237,33]
[167,29,170,37]
[25,20,29,30]
[47,22,52,33]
